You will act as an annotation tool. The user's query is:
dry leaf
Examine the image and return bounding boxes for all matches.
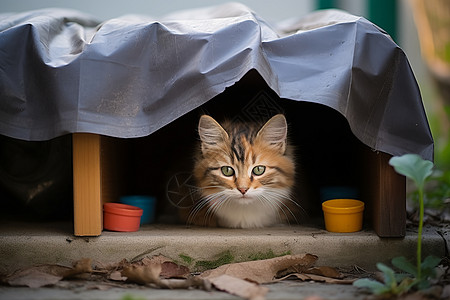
[119,256,206,289]
[8,264,71,278]
[129,255,190,279]
[121,263,162,285]
[109,271,127,281]
[209,275,268,300]
[63,258,93,278]
[141,255,171,265]
[277,273,354,284]
[276,264,341,278]
[305,266,342,279]
[278,273,310,281]
[5,258,93,288]
[201,254,317,284]
[121,264,208,290]
[7,269,63,288]
[160,261,190,279]
[300,273,354,284]
[158,276,208,289]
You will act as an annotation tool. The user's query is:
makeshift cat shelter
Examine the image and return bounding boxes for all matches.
[0,3,433,237]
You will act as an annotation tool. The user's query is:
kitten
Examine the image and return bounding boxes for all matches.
[189,114,299,228]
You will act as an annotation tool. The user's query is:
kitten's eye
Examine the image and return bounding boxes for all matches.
[252,165,266,176]
[221,166,235,177]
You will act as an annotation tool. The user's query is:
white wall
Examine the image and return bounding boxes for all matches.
[0,0,314,23]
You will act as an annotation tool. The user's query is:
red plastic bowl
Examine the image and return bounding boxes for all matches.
[103,203,143,232]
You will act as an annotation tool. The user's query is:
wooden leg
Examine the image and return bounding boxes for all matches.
[72,133,102,236]
[363,149,406,237]
[72,134,126,236]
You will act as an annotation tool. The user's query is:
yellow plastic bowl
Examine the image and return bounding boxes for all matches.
[322,199,364,233]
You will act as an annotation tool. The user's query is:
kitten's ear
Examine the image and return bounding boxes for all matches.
[256,114,287,154]
[198,115,229,153]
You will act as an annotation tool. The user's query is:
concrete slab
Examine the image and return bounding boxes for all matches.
[0,281,369,300]
[0,222,447,274]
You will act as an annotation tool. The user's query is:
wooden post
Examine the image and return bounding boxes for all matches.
[363,149,406,237]
[72,134,126,236]
[72,133,102,236]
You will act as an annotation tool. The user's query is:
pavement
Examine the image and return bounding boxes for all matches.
[0,221,448,300]
[0,281,369,300]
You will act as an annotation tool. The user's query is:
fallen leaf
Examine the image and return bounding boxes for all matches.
[303,273,354,284]
[121,263,208,290]
[109,271,127,281]
[201,254,317,284]
[276,264,341,278]
[63,258,93,278]
[141,255,170,266]
[277,273,354,284]
[121,263,161,285]
[305,266,343,279]
[158,276,208,289]
[5,259,93,288]
[160,261,190,279]
[8,264,71,278]
[130,255,190,279]
[7,269,62,288]
[209,275,268,300]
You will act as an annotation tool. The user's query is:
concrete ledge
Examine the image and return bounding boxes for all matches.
[0,223,447,274]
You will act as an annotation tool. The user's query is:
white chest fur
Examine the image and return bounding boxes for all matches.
[214,187,292,228]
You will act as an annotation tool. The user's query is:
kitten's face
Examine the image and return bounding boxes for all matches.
[192,114,296,228]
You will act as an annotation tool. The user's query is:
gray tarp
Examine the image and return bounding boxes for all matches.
[0,3,433,160]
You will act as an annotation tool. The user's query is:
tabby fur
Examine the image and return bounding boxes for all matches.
[189,114,299,228]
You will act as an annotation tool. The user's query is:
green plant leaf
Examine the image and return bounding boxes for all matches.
[396,277,416,294]
[353,278,391,295]
[121,294,146,300]
[416,278,432,290]
[389,154,433,190]
[376,263,397,287]
[392,256,417,276]
[394,273,412,283]
[420,255,440,279]
[421,255,441,271]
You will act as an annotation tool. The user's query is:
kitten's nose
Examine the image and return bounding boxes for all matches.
[238,188,248,195]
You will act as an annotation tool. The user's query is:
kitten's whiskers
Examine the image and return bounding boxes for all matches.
[258,189,300,225]
[188,189,230,226]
